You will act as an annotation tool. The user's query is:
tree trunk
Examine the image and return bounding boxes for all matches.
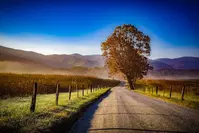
[127,77,135,90]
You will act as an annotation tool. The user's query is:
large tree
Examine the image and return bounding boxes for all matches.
[101,24,152,89]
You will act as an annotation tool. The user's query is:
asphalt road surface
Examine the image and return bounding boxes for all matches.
[69,84,199,133]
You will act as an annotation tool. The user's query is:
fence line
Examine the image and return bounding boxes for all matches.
[138,84,199,101]
[30,81,113,112]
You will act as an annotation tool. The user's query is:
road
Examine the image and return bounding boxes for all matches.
[69,84,199,133]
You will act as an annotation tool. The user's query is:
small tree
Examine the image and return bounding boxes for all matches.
[101,24,152,90]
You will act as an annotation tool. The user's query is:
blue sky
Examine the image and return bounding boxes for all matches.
[0,0,199,59]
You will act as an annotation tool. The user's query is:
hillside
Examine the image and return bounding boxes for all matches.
[0,45,104,69]
[148,60,174,70]
[1,45,199,79]
[156,57,199,69]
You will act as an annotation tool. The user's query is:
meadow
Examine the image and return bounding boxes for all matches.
[135,79,199,109]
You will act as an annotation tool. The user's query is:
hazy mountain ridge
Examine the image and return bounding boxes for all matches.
[148,60,174,70]
[0,45,104,69]
[156,57,199,69]
[1,45,199,79]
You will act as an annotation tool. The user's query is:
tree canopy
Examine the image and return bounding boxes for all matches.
[101,24,152,89]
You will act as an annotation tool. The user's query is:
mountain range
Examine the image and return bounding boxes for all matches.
[0,45,104,68]
[1,45,199,79]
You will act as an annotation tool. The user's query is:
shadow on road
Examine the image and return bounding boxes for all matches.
[69,90,112,133]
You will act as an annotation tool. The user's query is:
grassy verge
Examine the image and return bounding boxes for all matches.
[0,88,110,132]
[134,88,199,109]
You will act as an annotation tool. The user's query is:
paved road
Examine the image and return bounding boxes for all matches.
[69,84,199,133]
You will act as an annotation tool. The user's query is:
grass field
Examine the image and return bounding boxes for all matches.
[134,79,199,109]
[0,88,110,132]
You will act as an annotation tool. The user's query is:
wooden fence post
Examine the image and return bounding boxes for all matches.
[169,86,172,98]
[69,85,71,100]
[82,84,84,96]
[156,86,158,95]
[30,82,37,112]
[152,87,153,94]
[90,84,92,93]
[195,84,198,94]
[163,89,165,97]
[87,84,89,94]
[56,82,59,105]
[181,85,185,101]
[76,83,79,98]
